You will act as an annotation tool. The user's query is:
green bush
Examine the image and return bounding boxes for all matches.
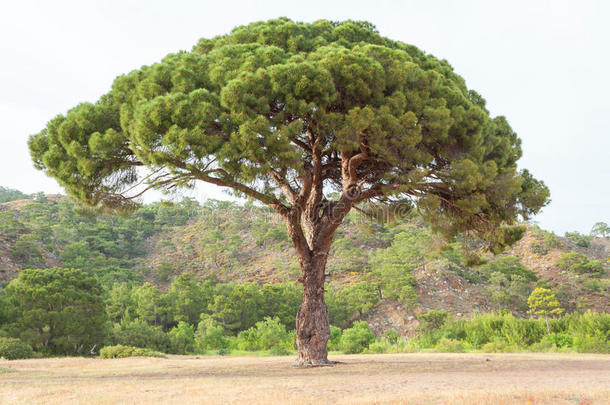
[583,279,606,293]
[528,340,556,352]
[564,232,592,248]
[254,317,293,351]
[434,338,465,353]
[481,256,538,281]
[541,333,573,348]
[235,317,294,353]
[481,339,515,353]
[328,325,342,351]
[543,232,562,249]
[168,321,196,354]
[383,329,399,344]
[195,318,228,350]
[269,345,291,355]
[340,321,375,354]
[557,252,605,275]
[99,345,163,359]
[112,319,170,352]
[0,337,34,360]
[366,340,388,354]
[235,328,258,351]
[573,337,610,354]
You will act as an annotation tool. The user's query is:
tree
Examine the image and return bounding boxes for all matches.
[3,267,107,354]
[167,274,212,325]
[591,222,610,238]
[209,283,264,333]
[527,288,564,333]
[28,18,549,366]
[195,316,228,350]
[370,226,429,304]
[132,283,171,329]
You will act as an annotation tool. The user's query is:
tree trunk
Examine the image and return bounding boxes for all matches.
[294,254,332,367]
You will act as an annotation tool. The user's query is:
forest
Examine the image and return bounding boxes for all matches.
[0,186,607,359]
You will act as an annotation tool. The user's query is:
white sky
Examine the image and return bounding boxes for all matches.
[0,0,608,234]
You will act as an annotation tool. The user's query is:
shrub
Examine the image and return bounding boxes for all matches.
[434,338,465,353]
[254,317,293,351]
[168,321,196,354]
[0,337,34,360]
[195,318,228,350]
[572,260,604,275]
[574,337,610,354]
[235,317,294,353]
[366,340,388,354]
[481,256,537,282]
[481,338,515,353]
[99,345,163,359]
[543,232,562,249]
[112,319,170,352]
[583,279,605,293]
[269,345,290,355]
[557,252,605,275]
[217,348,231,355]
[340,321,375,354]
[564,232,592,248]
[383,329,399,344]
[541,333,573,348]
[557,252,585,271]
[530,242,548,255]
[328,325,342,351]
[528,340,556,352]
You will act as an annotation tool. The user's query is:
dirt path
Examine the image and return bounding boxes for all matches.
[0,353,608,404]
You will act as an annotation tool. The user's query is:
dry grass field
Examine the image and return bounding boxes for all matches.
[0,353,608,404]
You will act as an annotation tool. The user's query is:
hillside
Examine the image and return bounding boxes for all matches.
[0,188,608,336]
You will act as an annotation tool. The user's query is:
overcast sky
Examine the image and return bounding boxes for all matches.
[0,0,608,234]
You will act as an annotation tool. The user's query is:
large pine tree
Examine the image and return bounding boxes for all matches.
[29,18,549,366]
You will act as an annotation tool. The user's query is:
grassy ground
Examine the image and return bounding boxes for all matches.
[0,353,608,404]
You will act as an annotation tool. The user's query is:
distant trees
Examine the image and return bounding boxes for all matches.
[0,186,30,203]
[3,268,107,354]
[2,187,609,358]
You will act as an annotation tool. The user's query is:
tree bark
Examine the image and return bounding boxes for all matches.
[294,253,332,367]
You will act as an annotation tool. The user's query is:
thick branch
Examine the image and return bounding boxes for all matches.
[269,169,297,204]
